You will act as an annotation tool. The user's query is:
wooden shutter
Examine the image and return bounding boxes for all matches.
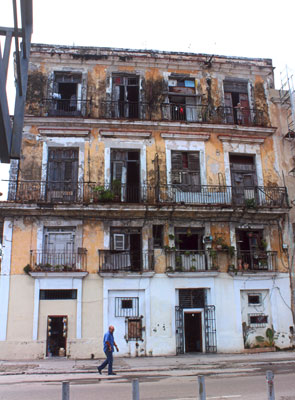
[224,92,234,123]
[171,151,183,171]
[114,234,125,250]
[239,93,250,125]
[187,153,200,171]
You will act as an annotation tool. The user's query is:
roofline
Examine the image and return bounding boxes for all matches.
[30,43,273,65]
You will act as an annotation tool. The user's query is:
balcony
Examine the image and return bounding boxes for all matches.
[42,98,92,117]
[97,100,268,127]
[29,250,87,272]
[100,100,145,119]
[6,181,288,209]
[161,104,267,127]
[165,250,215,272]
[158,185,288,208]
[98,250,154,273]
[234,251,278,272]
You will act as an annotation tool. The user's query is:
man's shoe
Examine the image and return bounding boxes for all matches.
[108,372,116,375]
[97,367,102,374]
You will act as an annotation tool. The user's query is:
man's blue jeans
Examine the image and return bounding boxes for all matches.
[98,349,113,374]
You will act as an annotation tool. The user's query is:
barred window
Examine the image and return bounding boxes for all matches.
[249,313,268,327]
[115,297,139,317]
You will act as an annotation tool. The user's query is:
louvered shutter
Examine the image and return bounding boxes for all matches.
[114,234,125,250]
[224,92,234,123]
[239,93,250,125]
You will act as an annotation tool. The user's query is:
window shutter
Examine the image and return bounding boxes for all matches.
[114,234,125,250]
[113,161,123,181]
[188,153,200,171]
[171,151,183,170]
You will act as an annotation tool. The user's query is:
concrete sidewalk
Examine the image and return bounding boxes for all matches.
[0,350,294,376]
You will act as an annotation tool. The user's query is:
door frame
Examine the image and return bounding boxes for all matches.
[183,308,205,353]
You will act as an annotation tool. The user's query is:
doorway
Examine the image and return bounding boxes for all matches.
[184,312,203,352]
[46,316,67,357]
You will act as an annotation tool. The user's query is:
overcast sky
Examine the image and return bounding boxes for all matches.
[0,0,295,195]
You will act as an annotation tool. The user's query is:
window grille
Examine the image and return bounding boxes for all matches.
[115,297,139,317]
[248,313,268,327]
[179,289,206,308]
[248,293,262,305]
[40,289,77,300]
[125,317,143,341]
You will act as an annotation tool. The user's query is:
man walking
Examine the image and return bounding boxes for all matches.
[97,325,119,375]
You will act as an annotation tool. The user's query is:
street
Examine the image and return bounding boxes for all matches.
[1,372,295,399]
[1,352,295,399]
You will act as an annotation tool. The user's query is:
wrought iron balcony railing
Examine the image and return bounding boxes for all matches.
[42,98,92,117]
[29,250,87,272]
[6,181,288,208]
[98,250,154,273]
[165,250,216,272]
[161,104,268,127]
[235,251,278,272]
[100,100,146,119]
[158,185,288,208]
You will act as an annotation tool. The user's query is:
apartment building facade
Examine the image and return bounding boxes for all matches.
[0,44,293,359]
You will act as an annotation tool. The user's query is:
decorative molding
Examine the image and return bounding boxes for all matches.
[38,128,90,137]
[218,135,265,144]
[100,130,151,139]
[161,133,210,141]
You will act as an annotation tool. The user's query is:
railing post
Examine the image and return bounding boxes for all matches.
[266,370,275,400]
[198,375,206,400]
[132,378,139,400]
[62,381,70,400]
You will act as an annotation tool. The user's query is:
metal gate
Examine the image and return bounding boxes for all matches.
[204,305,217,353]
[175,306,184,354]
[175,305,217,355]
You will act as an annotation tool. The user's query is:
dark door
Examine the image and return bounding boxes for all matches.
[127,151,140,202]
[130,233,141,271]
[47,316,67,357]
[47,148,78,202]
[184,312,202,352]
[230,155,257,206]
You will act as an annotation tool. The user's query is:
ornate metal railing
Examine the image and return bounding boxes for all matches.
[100,100,146,119]
[236,250,278,272]
[6,181,288,208]
[158,185,288,208]
[42,98,92,117]
[30,250,87,272]
[160,103,268,127]
[165,250,215,272]
[98,250,154,272]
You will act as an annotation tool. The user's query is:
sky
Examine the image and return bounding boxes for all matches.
[0,0,295,197]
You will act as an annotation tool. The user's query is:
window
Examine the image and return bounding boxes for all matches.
[125,317,143,341]
[47,148,79,202]
[40,290,77,300]
[50,72,82,116]
[248,293,262,305]
[249,313,268,327]
[115,297,139,317]
[223,79,250,125]
[171,151,200,189]
[112,74,139,118]
[42,227,76,268]
[167,76,201,122]
[153,225,164,248]
[111,149,140,203]
[179,289,206,308]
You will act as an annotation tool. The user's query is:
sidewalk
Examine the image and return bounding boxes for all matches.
[0,350,294,376]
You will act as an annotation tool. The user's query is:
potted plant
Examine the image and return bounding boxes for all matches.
[23,264,32,274]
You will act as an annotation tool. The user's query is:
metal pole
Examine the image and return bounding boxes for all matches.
[198,375,206,400]
[62,381,70,400]
[266,370,275,400]
[132,378,139,400]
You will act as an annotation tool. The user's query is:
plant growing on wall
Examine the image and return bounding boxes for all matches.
[23,264,32,274]
[93,186,115,202]
[255,326,277,347]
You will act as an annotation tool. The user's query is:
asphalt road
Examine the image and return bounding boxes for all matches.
[1,368,295,400]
